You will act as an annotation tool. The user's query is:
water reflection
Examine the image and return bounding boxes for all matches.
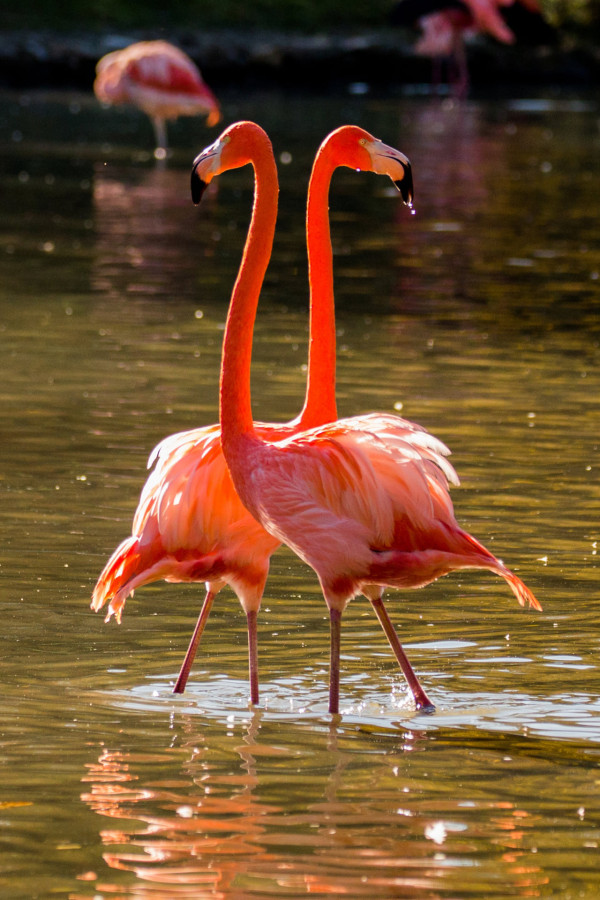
[77,712,565,898]
[80,716,279,897]
[1,88,600,900]
[386,98,600,333]
[91,163,201,304]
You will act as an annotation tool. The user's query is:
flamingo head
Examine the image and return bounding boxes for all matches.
[322,125,414,209]
[191,121,273,205]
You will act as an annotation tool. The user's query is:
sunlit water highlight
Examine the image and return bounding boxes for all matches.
[1,87,600,898]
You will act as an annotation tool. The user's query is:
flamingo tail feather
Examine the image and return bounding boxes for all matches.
[91,536,141,624]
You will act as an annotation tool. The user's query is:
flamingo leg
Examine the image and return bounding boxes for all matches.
[151,115,168,156]
[370,597,435,711]
[173,589,216,694]
[328,607,342,715]
[451,35,469,99]
[246,610,259,705]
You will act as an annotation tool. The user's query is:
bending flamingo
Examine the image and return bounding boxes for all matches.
[392,0,546,98]
[91,122,415,702]
[94,40,221,157]
[190,122,542,715]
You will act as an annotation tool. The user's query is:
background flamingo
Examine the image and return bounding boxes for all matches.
[391,0,548,97]
[94,40,221,158]
[191,122,542,715]
[91,122,415,703]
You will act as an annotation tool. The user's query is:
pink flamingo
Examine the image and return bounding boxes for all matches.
[392,0,544,97]
[93,40,220,157]
[191,122,542,715]
[91,122,416,703]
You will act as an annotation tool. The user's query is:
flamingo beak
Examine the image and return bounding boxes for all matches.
[368,140,414,209]
[191,139,223,205]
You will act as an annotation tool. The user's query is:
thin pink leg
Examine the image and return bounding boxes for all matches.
[329,608,342,715]
[173,589,216,694]
[247,610,259,706]
[370,597,434,710]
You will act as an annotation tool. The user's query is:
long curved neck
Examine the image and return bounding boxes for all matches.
[297,142,338,429]
[219,146,279,452]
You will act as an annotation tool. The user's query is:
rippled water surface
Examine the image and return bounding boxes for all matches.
[1,86,600,899]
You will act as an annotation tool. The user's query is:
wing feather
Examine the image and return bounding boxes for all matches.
[246,412,460,575]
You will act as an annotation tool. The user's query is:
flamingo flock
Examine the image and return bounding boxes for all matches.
[93,119,541,712]
[91,14,550,158]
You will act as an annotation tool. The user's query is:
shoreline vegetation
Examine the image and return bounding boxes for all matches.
[1,1,599,92]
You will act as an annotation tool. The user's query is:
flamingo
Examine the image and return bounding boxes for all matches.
[93,40,221,158]
[91,122,416,703]
[190,122,542,715]
[392,0,545,97]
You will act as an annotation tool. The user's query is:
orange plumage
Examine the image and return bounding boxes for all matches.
[92,123,416,702]
[192,122,542,714]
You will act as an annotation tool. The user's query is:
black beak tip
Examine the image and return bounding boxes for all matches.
[191,167,208,205]
[394,162,414,208]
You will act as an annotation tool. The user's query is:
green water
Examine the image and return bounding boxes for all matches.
[1,87,600,898]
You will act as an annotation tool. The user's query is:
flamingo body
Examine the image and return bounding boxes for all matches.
[392,0,545,96]
[191,122,542,713]
[227,414,540,613]
[94,40,220,153]
[92,424,280,626]
[92,122,415,702]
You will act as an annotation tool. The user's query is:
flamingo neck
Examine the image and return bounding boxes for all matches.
[219,145,279,453]
[297,141,338,429]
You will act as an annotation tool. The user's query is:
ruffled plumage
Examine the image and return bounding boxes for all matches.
[231,413,541,612]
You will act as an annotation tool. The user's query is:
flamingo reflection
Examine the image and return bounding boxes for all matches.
[91,163,202,305]
[78,717,547,898]
[80,716,277,897]
[388,101,527,322]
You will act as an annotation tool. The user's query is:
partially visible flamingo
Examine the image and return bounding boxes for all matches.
[190,122,542,715]
[392,0,546,97]
[93,40,221,158]
[91,122,416,703]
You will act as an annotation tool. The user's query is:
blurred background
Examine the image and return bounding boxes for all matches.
[2,0,600,94]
